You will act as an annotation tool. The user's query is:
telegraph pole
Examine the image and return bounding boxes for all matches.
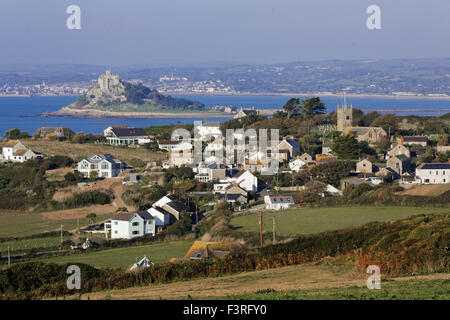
[259,209,263,249]
[60,224,63,250]
[7,245,10,268]
[273,214,276,245]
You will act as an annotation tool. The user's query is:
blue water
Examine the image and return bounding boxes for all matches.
[0,95,449,136]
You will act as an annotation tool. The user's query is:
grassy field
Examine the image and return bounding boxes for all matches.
[72,261,450,300]
[0,236,71,251]
[0,211,113,238]
[37,240,194,269]
[211,278,450,300]
[6,139,166,163]
[231,206,450,236]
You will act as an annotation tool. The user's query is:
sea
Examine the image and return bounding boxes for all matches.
[0,95,449,136]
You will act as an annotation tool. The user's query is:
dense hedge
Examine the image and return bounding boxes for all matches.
[1,213,448,299]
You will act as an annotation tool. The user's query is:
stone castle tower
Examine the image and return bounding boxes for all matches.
[337,104,353,131]
[98,69,120,92]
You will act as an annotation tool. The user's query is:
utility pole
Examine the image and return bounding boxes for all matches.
[273,214,276,245]
[7,245,10,268]
[60,224,63,250]
[259,209,263,249]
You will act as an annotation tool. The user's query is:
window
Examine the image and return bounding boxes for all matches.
[114,230,118,234]
[132,231,139,235]
[114,221,118,225]
[132,222,139,226]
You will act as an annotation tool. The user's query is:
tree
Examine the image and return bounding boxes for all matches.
[4,128,29,139]
[331,134,359,160]
[371,114,398,135]
[86,213,97,225]
[89,171,99,181]
[300,97,326,117]
[309,161,354,187]
[282,98,300,119]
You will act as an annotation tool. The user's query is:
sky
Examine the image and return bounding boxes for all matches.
[0,0,449,66]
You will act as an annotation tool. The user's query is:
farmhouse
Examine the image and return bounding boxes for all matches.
[2,140,42,163]
[289,157,307,172]
[386,154,411,176]
[415,163,450,184]
[77,154,123,178]
[264,195,295,210]
[387,139,411,159]
[109,211,155,239]
[104,127,152,145]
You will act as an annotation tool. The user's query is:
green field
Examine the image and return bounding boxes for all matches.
[231,206,450,236]
[36,240,194,269]
[0,211,113,238]
[0,236,70,251]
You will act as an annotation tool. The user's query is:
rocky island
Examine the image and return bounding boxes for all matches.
[42,70,232,118]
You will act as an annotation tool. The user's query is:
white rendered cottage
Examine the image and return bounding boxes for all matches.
[110,211,155,239]
[2,140,42,163]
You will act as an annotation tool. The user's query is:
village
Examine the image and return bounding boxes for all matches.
[0,97,449,300]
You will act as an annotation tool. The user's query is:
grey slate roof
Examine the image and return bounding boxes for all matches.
[112,211,154,221]
[417,163,450,170]
[111,128,148,137]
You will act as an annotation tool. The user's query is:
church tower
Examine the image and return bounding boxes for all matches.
[337,104,353,131]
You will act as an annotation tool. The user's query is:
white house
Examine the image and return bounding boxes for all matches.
[2,140,41,163]
[227,170,258,192]
[264,195,295,210]
[104,127,153,145]
[415,163,450,184]
[148,194,191,227]
[110,211,155,239]
[77,154,123,178]
[289,158,307,172]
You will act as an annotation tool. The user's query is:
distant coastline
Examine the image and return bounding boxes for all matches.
[163,91,450,101]
[2,92,450,100]
[40,107,235,119]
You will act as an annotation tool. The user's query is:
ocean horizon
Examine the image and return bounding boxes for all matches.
[0,95,449,136]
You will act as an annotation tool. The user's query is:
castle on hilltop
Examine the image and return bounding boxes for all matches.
[98,69,120,92]
[337,103,353,131]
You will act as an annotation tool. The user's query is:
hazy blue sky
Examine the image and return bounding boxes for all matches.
[0,0,449,66]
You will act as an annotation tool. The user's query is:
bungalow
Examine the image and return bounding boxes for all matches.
[415,163,450,184]
[110,211,155,239]
[218,193,248,204]
[264,195,295,210]
[104,127,152,145]
[77,154,123,178]
[2,140,42,163]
